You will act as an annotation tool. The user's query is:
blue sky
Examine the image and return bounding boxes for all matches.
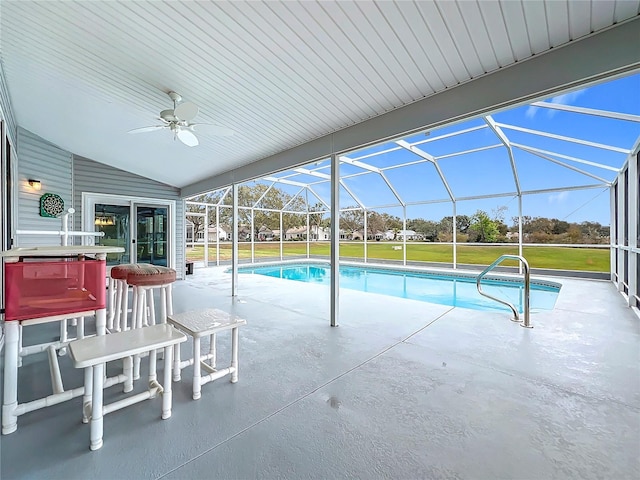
[245,73,640,227]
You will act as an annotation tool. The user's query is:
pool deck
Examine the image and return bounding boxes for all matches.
[1,265,639,479]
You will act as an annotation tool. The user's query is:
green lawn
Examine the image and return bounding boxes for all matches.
[186,242,610,272]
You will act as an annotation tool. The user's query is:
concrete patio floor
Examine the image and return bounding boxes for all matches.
[1,265,639,479]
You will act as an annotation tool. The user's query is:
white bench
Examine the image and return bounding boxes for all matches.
[167,309,247,400]
[68,324,186,451]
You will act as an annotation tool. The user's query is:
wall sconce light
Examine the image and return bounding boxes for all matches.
[28,179,42,191]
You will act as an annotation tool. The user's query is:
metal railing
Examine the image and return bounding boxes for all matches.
[476,255,532,328]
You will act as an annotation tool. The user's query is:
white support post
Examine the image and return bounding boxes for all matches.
[216,205,220,266]
[330,153,340,328]
[363,210,368,263]
[628,155,638,307]
[250,208,255,263]
[610,185,617,283]
[306,212,310,259]
[279,211,283,261]
[518,195,523,274]
[232,184,239,297]
[402,206,407,266]
[204,205,209,267]
[452,202,457,269]
[617,172,625,292]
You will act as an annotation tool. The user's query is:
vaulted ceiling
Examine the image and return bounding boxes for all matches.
[1,1,639,191]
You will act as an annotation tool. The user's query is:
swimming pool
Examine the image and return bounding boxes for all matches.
[236,262,561,312]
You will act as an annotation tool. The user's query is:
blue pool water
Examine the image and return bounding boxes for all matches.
[236,263,561,312]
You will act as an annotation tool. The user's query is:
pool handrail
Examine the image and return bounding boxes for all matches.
[476,255,532,328]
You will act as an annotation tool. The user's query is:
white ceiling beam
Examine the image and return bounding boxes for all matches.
[339,180,366,209]
[395,140,455,201]
[306,186,330,210]
[434,144,503,160]
[495,122,631,153]
[484,116,522,195]
[351,145,402,161]
[518,147,612,185]
[381,157,432,171]
[411,125,488,146]
[217,186,232,206]
[262,176,309,188]
[379,171,405,207]
[281,187,306,210]
[183,18,640,196]
[294,167,331,180]
[511,143,620,172]
[530,101,640,122]
[339,155,380,173]
[253,183,276,208]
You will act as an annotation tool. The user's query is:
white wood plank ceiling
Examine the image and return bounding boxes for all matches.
[1,0,638,188]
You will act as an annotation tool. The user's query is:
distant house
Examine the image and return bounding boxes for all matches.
[367,231,385,241]
[237,225,252,241]
[257,225,274,241]
[339,229,354,240]
[396,229,423,241]
[309,225,330,241]
[207,225,229,241]
[285,226,307,240]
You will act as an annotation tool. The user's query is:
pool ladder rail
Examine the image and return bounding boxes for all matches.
[476,255,532,328]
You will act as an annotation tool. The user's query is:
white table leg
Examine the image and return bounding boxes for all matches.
[193,337,201,400]
[162,345,173,419]
[147,289,156,326]
[149,348,157,384]
[173,342,181,381]
[231,327,239,383]
[123,356,133,392]
[209,333,217,369]
[90,363,104,451]
[2,321,20,434]
[82,366,93,423]
[95,308,107,336]
[120,280,129,331]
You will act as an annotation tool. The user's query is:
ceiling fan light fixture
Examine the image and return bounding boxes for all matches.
[177,128,199,147]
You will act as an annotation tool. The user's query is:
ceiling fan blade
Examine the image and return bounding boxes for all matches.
[176,128,199,147]
[189,123,235,137]
[128,125,166,134]
[174,101,199,121]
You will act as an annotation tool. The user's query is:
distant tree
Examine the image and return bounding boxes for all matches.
[468,210,499,243]
[340,208,364,233]
[407,219,438,241]
[366,211,388,237]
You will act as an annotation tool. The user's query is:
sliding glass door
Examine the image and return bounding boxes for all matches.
[85,193,174,268]
[135,205,168,266]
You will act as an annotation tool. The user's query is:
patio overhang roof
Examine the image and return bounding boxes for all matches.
[0,2,638,194]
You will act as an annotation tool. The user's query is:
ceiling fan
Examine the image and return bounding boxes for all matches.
[128,91,234,147]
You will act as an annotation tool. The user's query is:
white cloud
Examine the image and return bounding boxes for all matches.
[525,106,538,119]
[549,89,586,106]
[548,191,569,203]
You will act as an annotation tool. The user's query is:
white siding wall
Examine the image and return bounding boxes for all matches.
[15,128,73,247]
[73,156,185,278]
[12,129,185,278]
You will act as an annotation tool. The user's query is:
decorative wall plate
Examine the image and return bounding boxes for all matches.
[40,193,65,218]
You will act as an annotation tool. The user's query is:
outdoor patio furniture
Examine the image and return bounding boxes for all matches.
[167,309,246,400]
[126,264,177,379]
[107,263,138,332]
[68,323,186,451]
[1,245,123,435]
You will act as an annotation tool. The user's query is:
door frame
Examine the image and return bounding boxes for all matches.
[82,192,176,270]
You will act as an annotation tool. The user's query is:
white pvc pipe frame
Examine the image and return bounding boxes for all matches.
[0,252,126,435]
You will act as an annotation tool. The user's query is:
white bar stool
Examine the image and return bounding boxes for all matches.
[107,264,138,332]
[126,265,177,379]
[167,309,246,400]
